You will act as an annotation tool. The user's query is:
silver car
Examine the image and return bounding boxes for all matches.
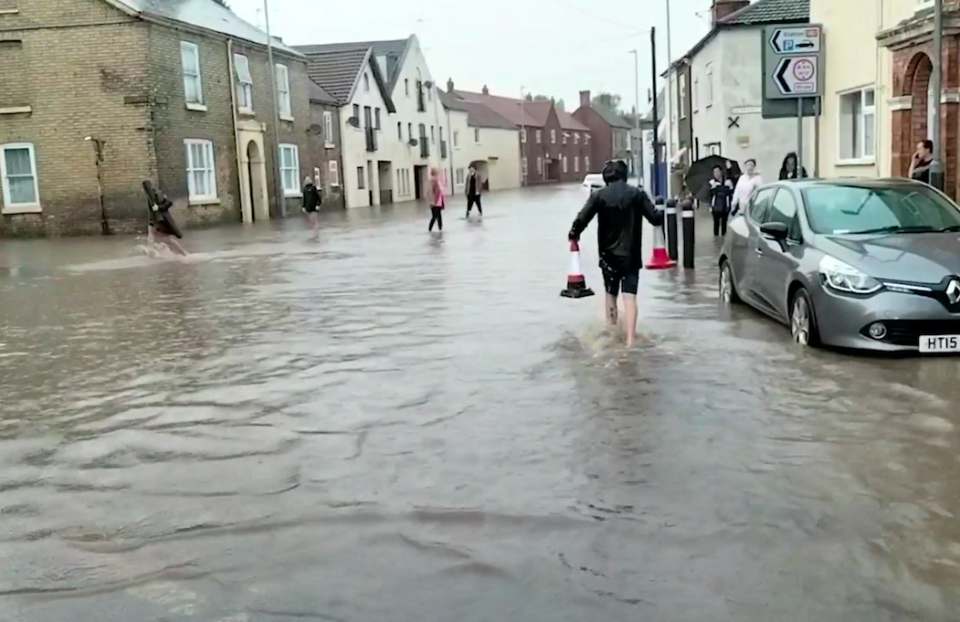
[718,178,960,353]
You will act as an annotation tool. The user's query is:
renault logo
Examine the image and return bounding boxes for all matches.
[947,280,960,305]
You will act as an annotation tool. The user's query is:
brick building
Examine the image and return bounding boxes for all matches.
[452,87,590,184]
[573,90,634,175]
[306,82,345,210]
[0,0,317,237]
[879,6,960,199]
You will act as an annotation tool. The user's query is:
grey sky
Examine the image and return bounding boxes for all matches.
[230,0,712,112]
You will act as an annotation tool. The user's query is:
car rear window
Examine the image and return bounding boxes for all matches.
[801,184,960,234]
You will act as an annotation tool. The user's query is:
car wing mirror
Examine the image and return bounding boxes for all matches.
[759,221,789,241]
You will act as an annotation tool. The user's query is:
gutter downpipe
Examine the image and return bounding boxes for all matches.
[263,0,287,217]
[227,39,246,224]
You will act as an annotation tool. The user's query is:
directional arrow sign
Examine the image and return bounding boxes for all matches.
[774,56,818,96]
[770,26,822,54]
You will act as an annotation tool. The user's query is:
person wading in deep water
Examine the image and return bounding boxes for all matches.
[302,176,321,239]
[568,160,663,348]
[428,168,445,232]
[465,165,483,219]
[709,165,734,237]
[909,139,935,184]
[778,152,808,180]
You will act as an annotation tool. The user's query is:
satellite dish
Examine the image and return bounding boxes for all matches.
[347,116,360,128]
[408,138,418,147]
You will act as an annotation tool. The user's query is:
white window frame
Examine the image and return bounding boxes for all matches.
[585,156,590,171]
[234,54,254,114]
[279,144,301,196]
[180,41,205,110]
[184,139,218,204]
[837,86,876,164]
[562,156,568,173]
[706,63,714,107]
[522,157,528,176]
[536,130,542,144]
[574,133,580,144]
[276,64,292,120]
[0,143,41,214]
[574,156,579,173]
[324,111,335,148]
[329,160,339,186]
[585,134,591,145]
[521,129,526,143]
[537,156,543,175]
[551,129,556,144]
[456,167,465,185]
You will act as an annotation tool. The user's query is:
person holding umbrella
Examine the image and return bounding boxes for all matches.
[708,166,734,237]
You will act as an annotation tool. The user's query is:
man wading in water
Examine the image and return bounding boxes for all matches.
[568,160,662,347]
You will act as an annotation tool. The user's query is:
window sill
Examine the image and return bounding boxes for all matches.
[285,192,302,198]
[325,142,335,149]
[280,115,295,122]
[2,204,42,215]
[836,158,875,167]
[186,102,207,112]
[0,8,19,14]
[238,108,255,117]
[189,197,221,206]
[0,106,32,115]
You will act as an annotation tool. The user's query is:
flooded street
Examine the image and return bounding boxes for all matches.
[3,184,960,621]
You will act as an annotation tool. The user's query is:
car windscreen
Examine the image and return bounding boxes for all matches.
[801,184,960,235]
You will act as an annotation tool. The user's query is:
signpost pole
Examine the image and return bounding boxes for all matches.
[814,97,820,178]
[797,97,804,176]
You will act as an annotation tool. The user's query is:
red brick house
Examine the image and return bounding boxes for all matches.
[879,7,960,199]
[573,90,634,175]
[452,87,590,184]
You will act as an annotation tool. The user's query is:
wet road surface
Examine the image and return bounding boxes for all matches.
[2,184,960,621]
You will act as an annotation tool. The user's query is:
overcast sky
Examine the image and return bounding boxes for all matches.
[230,0,713,112]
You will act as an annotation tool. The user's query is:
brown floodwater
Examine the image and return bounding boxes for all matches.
[1,185,959,621]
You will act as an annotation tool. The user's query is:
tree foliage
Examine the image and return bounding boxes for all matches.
[592,92,622,112]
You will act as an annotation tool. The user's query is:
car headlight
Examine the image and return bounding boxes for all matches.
[819,256,882,294]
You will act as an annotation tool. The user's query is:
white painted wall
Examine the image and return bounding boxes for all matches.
[377,36,448,202]
[444,108,521,193]
[810,0,918,179]
[339,54,393,209]
[687,28,806,182]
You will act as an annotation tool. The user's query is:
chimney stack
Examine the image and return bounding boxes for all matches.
[711,0,750,25]
[482,84,489,95]
[447,78,454,93]
[579,90,590,107]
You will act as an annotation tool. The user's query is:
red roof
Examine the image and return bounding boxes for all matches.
[454,90,543,128]
[557,110,589,131]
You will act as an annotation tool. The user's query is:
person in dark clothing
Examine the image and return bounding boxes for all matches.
[465,165,483,218]
[302,176,321,239]
[778,152,808,180]
[568,160,663,348]
[709,166,734,237]
[909,139,934,184]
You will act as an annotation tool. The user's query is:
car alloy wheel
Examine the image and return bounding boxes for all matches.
[719,261,739,304]
[791,294,811,345]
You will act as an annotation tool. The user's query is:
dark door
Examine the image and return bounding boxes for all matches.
[755,188,803,319]
[414,166,424,199]
[738,187,777,303]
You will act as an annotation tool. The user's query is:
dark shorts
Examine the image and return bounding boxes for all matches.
[601,265,639,296]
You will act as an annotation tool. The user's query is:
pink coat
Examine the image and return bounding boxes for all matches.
[430,177,444,208]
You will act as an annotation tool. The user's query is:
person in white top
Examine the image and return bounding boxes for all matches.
[731,158,763,216]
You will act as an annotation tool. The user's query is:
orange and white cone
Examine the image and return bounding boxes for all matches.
[646,216,676,270]
[560,239,595,298]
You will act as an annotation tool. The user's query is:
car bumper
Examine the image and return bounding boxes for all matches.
[811,283,960,352]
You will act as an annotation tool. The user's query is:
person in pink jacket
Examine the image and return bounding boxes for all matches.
[428,167,445,232]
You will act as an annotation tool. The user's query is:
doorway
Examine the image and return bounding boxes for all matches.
[414,165,426,199]
[246,140,266,222]
[377,161,393,205]
[367,159,375,205]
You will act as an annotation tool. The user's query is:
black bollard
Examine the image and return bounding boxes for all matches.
[666,198,678,262]
[681,198,695,269]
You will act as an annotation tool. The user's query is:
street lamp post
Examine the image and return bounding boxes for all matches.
[629,50,643,189]
[520,85,527,186]
[664,0,674,198]
[931,0,945,190]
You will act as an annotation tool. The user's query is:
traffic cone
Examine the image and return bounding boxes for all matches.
[646,211,676,270]
[560,239,595,298]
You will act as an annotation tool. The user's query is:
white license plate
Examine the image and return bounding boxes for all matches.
[919,335,960,353]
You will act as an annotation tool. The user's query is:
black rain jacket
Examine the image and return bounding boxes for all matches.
[568,181,663,272]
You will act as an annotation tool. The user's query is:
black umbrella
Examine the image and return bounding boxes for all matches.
[685,155,741,204]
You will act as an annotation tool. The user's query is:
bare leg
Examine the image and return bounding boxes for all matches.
[622,294,638,347]
[309,212,319,238]
[164,236,188,256]
[605,294,619,327]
